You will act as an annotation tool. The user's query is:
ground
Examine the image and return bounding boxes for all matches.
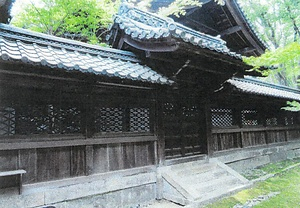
[204,157,300,208]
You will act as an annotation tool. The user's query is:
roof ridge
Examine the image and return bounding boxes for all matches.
[232,77,300,93]
[0,23,140,62]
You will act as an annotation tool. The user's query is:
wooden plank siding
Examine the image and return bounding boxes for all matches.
[212,127,300,152]
[0,138,156,184]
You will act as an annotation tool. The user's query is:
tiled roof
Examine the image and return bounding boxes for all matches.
[109,3,242,59]
[0,23,173,85]
[227,77,300,101]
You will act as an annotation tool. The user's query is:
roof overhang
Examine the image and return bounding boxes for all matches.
[225,77,300,101]
[0,23,174,86]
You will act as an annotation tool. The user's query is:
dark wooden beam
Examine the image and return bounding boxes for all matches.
[220,25,242,37]
[123,35,178,52]
[225,0,265,55]
[183,17,220,34]
[238,47,256,54]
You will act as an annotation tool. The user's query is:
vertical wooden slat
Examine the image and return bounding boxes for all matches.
[93,144,109,174]
[123,143,135,169]
[108,144,123,171]
[19,149,37,184]
[56,147,71,179]
[147,142,155,165]
[36,148,48,182]
[71,146,86,177]
[85,145,93,176]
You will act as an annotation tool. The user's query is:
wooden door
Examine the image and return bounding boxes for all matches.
[162,99,206,159]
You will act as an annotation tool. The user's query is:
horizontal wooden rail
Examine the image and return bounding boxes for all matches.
[0,135,157,150]
[212,126,300,134]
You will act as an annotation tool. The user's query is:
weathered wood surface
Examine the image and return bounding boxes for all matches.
[0,135,157,150]
[0,141,156,184]
[212,126,300,152]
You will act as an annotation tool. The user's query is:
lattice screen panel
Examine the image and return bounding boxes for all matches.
[95,107,123,133]
[130,108,150,132]
[0,107,15,136]
[242,110,259,126]
[60,106,81,134]
[16,105,81,135]
[0,105,81,136]
[211,108,233,127]
[266,117,278,126]
[182,106,198,117]
[285,116,294,126]
[163,102,176,117]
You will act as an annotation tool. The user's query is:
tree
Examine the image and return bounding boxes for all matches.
[238,0,300,87]
[11,0,225,44]
[244,42,300,110]
[11,0,119,44]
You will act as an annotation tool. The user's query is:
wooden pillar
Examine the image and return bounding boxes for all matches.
[233,106,243,148]
[204,101,213,157]
[259,107,269,144]
[155,89,165,166]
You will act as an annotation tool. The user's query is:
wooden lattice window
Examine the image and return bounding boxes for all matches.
[284,116,294,126]
[0,107,16,136]
[242,110,259,126]
[266,117,278,126]
[0,104,81,136]
[130,108,150,132]
[211,108,233,127]
[95,107,123,133]
[94,107,151,133]
[182,106,198,117]
[163,102,176,117]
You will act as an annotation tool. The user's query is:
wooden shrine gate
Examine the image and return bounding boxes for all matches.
[162,96,207,159]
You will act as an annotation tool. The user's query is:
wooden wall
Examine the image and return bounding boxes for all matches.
[0,70,157,188]
[0,137,156,186]
[211,103,300,152]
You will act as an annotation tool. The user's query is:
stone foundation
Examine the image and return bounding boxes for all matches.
[0,166,157,208]
[213,140,300,172]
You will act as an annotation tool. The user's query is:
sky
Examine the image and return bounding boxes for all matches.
[10,0,42,17]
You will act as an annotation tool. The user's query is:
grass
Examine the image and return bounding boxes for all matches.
[204,158,300,208]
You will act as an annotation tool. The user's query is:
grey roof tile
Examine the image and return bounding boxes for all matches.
[227,77,300,101]
[0,24,174,85]
[110,3,242,59]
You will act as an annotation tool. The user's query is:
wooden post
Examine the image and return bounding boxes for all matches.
[204,101,213,157]
[233,106,243,148]
[263,110,269,144]
[155,89,165,166]
[84,84,95,138]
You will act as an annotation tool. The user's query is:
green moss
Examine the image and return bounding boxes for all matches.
[204,159,300,208]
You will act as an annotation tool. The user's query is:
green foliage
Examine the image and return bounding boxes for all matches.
[157,0,203,17]
[12,0,119,44]
[281,101,300,111]
[239,0,300,49]
[244,42,300,75]
[239,0,300,88]
[11,0,226,43]
[157,0,225,17]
